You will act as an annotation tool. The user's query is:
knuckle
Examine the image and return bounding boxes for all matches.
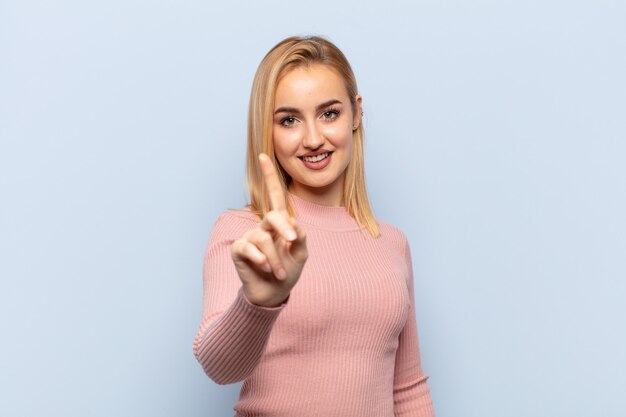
[231,239,243,256]
[249,227,263,238]
[258,232,273,245]
[267,210,284,225]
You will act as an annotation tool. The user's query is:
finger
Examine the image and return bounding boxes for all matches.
[249,229,287,280]
[231,239,271,272]
[258,153,287,213]
[261,210,297,241]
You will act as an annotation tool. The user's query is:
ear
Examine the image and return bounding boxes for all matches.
[352,94,363,130]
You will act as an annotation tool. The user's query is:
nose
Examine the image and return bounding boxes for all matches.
[302,121,324,150]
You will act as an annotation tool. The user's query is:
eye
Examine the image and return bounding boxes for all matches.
[321,108,340,121]
[280,116,297,127]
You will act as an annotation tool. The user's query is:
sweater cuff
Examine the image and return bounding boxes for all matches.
[239,287,290,310]
[220,287,288,336]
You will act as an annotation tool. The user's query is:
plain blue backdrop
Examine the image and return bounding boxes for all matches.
[1,1,625,416]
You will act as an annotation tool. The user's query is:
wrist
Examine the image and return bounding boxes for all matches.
[241,289,290,308]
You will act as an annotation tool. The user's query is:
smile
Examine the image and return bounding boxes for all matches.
[299,152,333,170]
[301,152,331,162]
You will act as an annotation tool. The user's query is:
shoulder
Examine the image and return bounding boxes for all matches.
[373,219,412,264]
[375,219,409,249]
[208,207,261,244]
[216,206,261,224]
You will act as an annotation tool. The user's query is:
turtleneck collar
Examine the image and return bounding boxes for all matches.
[286,192,362,231]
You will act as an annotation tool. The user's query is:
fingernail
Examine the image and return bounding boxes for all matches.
[262,262,272,273]
[277,268,287,280]
[285,228,297,241]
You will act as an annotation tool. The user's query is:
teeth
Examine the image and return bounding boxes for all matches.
[302,152,330,162]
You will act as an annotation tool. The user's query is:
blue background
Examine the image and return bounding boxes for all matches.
[1,1,624,416]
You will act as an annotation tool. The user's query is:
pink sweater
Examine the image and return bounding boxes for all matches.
[193,192,435,417]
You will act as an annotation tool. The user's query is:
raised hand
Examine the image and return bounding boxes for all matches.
[230,153,308,307]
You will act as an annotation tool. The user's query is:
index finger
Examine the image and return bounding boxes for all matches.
[258,153,287,212]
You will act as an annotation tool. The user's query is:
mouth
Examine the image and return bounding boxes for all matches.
[298,151,333,170]
[298,151,333,163]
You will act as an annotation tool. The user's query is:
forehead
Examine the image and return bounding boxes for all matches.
[274,64,348,105]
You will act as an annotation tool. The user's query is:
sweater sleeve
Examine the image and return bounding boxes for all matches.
[192,211,289,385]
[393,237,436,417]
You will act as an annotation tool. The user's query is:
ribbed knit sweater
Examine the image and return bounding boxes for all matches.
[193,192,435,417]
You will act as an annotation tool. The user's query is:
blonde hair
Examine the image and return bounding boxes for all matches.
[243,35,380,237]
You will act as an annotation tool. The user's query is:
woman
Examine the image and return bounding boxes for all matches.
[193,35,435,417]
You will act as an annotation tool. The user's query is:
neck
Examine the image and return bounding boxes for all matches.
[288,178,344,207]
[286,191,361,231]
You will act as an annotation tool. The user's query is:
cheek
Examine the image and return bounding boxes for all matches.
[321,122,352,146]
[273,128,298,154]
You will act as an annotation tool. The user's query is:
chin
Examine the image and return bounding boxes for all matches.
[301,172,344,190]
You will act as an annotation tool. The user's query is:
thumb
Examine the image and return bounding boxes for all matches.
[288,218,307,262]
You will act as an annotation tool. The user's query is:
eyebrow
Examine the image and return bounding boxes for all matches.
[274,99,342,115]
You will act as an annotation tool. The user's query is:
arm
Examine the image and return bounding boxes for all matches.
[192,212,289,385]
[393,237,436,417]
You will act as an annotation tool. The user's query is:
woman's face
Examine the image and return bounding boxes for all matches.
[272,64,362,206]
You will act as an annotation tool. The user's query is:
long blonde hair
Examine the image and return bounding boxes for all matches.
[244,35,380,237]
